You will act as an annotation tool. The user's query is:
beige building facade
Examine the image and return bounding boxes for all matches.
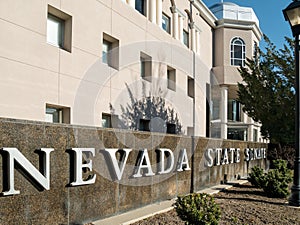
[0,0,264,142]
[210,2,263,142]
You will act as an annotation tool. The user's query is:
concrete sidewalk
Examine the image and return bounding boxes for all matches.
[93,180,248,225]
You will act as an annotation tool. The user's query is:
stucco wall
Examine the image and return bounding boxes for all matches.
[0,0,213,137]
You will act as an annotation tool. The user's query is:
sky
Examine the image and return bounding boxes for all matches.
[202,0,293,49]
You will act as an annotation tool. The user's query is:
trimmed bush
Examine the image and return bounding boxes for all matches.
[248,166,265,188]
[248,160,293,198]
[263,159,292,198]
[174,193,221,225]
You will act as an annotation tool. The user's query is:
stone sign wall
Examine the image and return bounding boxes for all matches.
[0,118,268,224]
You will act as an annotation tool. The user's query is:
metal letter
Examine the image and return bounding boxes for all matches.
[229,148,235,164]
[244,148,250,161]
[133,149,155,178]
[157,148,175,174]
[177,149,191,171]
[262,148,267,159]
[205,148,214,167]
[70,148,96,186]
[103,148,132,180]
[235,148,241,163]
[215,148,222,166]
[1,148,54,196]
[222,148,229,165]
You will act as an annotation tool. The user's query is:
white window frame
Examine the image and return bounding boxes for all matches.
[230,37,245,67]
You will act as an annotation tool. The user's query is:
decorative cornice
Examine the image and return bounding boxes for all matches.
[170,0,262,39]
[216,19,263,40]
[191,0,218,28]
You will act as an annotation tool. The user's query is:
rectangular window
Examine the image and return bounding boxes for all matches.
[227,128,247,141]
[102,33,119,70]
[228,100,241,122]
[162,13,171,34]
[102,40,111,65]
[183,30,189,48]
[253,41,258,57]
[47,14,64,48]
[212,99,220,120]
[102,113,112,128]
[47,5,72,52]
[46,107,61,123]
[187,77,194,98]
[45,104,70,124]
[139,119,150,132]
[140,52,152,82]
[206,83,211,138]
[135,0,146,16]
[167,123,176,134]
[253,129,258,142]
[167,67,176,91]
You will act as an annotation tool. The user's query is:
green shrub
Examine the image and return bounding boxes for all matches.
[248,160,292,198]
[263,159,292,198]
[174,193,221,225]
[248,166,265,188]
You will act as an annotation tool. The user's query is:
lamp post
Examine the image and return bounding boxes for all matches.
[283,0,300,207]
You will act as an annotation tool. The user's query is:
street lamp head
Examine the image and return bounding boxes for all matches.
[283,0,300,36]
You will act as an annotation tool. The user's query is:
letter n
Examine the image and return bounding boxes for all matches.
[1,148,54,196]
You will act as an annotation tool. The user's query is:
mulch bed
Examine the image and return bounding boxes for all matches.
[130,182,300,225]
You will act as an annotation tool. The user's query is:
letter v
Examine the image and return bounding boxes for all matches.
[103,149,132,180]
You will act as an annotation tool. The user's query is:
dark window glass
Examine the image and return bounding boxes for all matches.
[135,0,146,16]
[102,40,111,64]
[230,37,245,66]
[228,100,241,122]
[140,52,152,81]
[167,67,176,91]
[227,128,247,141]
[139,119,150,131]
[167,123,176,134]
[162,13,170,34]
[102,113,112,128]
[183,30,189,48]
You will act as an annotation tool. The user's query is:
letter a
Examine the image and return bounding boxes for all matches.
[133,149,155,178]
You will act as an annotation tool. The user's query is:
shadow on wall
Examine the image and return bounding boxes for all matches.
[110,82,183,134]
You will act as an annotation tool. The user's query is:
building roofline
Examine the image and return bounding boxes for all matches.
[216,19,263,41]
[185,1,263,41]
[191,0,218,28]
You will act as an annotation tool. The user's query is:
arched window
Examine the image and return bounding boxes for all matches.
[230,37,245,66]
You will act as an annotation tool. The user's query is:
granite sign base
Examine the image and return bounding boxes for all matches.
[0,118,268,224]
